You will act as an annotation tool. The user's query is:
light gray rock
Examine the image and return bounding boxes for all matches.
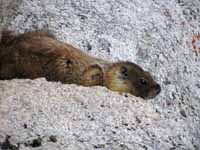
[0,0,200,149]
[0,79,160,150]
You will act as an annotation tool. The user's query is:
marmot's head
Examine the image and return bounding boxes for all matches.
[104,61,161,99]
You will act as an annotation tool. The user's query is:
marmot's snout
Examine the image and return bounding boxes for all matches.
[154,84,161,95]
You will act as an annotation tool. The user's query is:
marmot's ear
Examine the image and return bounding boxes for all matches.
[0,30,16,45]
[81,64,103,86]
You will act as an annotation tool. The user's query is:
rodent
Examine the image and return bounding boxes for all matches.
[0,30,161,99]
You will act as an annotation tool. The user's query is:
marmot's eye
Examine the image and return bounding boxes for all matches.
[64,59,73,67]
[64,59,72,65]
[140,78,148,85]
[121,66,128,77]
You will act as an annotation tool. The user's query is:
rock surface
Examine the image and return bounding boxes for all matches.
[0,0,200,149]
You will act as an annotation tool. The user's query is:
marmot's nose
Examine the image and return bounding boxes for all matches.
[154,84,161,94]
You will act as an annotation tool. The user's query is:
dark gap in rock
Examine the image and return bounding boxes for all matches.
[0,135,19,150]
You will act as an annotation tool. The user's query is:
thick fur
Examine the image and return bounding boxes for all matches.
[0,30,161,99]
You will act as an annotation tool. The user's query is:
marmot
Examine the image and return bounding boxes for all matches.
[0,30,161,99]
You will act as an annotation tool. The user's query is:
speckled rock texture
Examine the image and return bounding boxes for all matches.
[0,0,200,150]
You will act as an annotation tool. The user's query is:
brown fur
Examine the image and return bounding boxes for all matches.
[0,30,161,99]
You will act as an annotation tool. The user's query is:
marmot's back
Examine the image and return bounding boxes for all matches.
[0,30,105,84]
